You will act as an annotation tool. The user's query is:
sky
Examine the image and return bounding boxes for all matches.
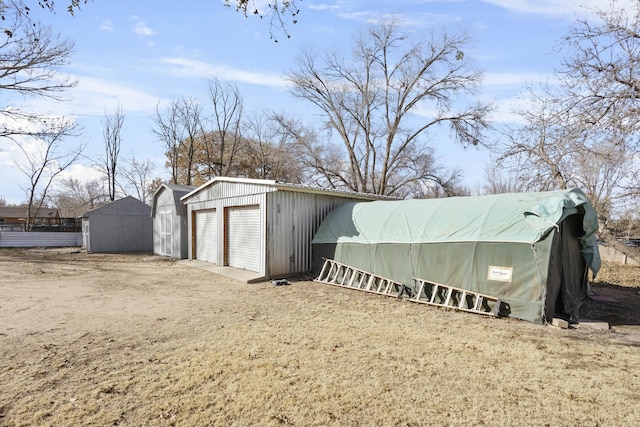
[0,0,628,205]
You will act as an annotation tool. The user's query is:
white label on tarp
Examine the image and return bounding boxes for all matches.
[487,266,513,282]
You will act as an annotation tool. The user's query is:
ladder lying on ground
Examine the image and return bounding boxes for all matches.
[314,258,412,298]
[315,258,502,317]
[410,277,502,317]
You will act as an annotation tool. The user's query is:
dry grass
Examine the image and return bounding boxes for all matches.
[1,248,639,426]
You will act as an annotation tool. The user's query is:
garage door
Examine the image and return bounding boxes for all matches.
[226,205,260,272]
[195,210,217,263]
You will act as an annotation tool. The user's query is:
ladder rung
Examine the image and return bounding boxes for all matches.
[411,277,501,317]
[314,258,406,299]
[458,291,467,309]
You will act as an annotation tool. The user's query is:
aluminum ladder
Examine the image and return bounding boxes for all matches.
[315,258,411,298]
[411,277,502,317]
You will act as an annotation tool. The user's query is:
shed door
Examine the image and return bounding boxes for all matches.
[160,211,173,256]
[82,221,90,251]
[195,210,217,263]
[226,205,260,272]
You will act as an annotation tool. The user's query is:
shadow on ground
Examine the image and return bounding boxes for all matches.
[581,282,640,326]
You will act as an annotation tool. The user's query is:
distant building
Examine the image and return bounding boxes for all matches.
[81,196,152,253]
[0,206,61,231]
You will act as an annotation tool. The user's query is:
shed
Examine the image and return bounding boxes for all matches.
[180,177,385,281]
[151,183,195,259]
[312,189,601,324]
[82,196,152,253]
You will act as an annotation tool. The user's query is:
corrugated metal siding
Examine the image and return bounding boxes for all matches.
[0,232,82,248]
[187,181,276,204]
[266,192,359,277]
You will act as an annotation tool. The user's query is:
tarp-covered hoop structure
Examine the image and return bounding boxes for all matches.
[311,189,601,324]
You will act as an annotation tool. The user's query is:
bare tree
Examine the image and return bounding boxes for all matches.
[495,88,575,192]
[0,2,76,140]
[102,105,124,201]
[52,177,109,217]
[13,117,83,230]
[560,2,640,145]
[494,85,635,217]
[146,177,164,199]
[239,111,305,182]
[202,78,244,179]
[176,97,205,186]
[118,156,156,204]
[153,102,182,185]
[286,21,491,197]
[153,97,204,186]
[493,1,640,217]
[269,113,342,187]
[481,165,527,195]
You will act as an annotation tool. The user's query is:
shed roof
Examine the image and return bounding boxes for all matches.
[151,183,196,216]
[180,176,394,203]
[82,196,150,217]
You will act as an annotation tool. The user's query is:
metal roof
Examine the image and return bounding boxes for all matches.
[180,176,395,202]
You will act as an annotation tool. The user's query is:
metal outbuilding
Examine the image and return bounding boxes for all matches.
[81,196,152,253]
[180,177,385,281]
[151,183,195,259]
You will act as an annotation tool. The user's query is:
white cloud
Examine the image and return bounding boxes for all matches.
[160,57,288,87]
[483,71,554,88]
[307,3,343,12]
[56,163,104,184]
[99,20,115,32]
[336,10,459,27]
[133,21,157,37]
[22,75,167,117]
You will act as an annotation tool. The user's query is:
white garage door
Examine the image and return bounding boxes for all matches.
[226,205,260,272]
[195,210,217,263]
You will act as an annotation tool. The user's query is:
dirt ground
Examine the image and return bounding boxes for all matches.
[1,248,639,427]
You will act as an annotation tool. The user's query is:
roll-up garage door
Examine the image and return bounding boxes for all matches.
[195,210,217,263]
[226,205,260,272]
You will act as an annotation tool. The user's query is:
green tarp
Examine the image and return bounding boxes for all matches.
[312,189,601,324]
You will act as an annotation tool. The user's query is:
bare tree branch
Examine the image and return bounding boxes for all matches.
[102,105,124,201]
[225,0,301,42]
[286,20,490,196]
[117,157,156,204]
[12,117,83,230]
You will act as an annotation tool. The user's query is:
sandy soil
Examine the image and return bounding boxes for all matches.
[1,248,639,426]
